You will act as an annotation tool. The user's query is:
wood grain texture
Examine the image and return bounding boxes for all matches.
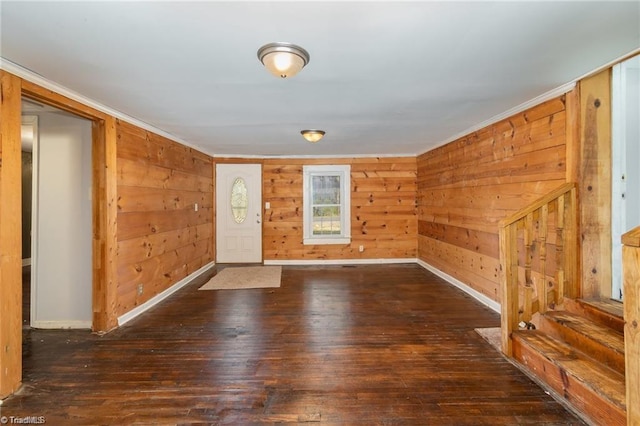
[539,311,625,375]
[623,239,640,426]
[92,116,119,332]
[565,87,581,182]
[21,79,108,121]
[263,157,417,261]
[0,70,23,398]
[498,184,577,360]
[622,227,640,248]
[578,69,612,299]
[3,264,584,425]
[116,120,213,316]
[513,331,625,426]
[418,96,568,303]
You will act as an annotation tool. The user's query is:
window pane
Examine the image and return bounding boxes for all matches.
[230,177,248,223]
[312,206,341,235]
[312,175,340,204]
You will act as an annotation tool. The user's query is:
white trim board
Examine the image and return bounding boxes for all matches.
[117,261,215,327]
[213,153,418,160]
[264,258,416,266]
[30,320,92,330]
[266,257,501,314]
[115,258,498,327]
[416,259,501,314]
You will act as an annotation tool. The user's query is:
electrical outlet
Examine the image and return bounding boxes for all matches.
[359,245,364,253]
[137,283,144,295]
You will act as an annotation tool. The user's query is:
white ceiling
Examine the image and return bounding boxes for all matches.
[1,1,639,157]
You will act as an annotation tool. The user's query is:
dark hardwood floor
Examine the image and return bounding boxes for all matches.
[4,264,584,425]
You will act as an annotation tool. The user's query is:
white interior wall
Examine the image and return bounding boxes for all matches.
[33,111,93,328]
[623,64,639,224]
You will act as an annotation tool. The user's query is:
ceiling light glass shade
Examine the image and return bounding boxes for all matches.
[301,130,325,143]
[258,42,310,78]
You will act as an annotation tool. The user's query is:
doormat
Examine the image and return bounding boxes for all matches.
[198,266,281,291]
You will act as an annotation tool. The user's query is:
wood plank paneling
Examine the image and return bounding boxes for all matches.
[578,70,612,299]
[116,120,213,316]
[417,96,570,302]
[0,70,23,398]
[622,227,640,426]
[263,157,417,261]
[21,79,108,121]
[92,116,119,332]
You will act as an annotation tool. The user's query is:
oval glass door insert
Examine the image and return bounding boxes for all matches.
[231,177,248,223]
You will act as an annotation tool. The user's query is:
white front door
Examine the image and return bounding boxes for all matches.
[216,164,262,263]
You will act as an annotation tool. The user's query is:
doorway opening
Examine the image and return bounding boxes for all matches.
[21,98,93,329]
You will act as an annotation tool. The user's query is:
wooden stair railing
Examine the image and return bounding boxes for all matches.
[499,182,579,356]
[622,226,640,426]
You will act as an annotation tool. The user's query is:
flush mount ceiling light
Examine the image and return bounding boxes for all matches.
[257,42,310,78]
[301,129,325,143]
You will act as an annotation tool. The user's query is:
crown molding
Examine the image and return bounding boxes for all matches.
[213,153,418,159]
[0,57,212,156]
[420,47,640,157]
[422,81,576,156]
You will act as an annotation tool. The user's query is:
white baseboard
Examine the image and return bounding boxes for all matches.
[118,261,215,327]
[115,259,497,328]
[264,258,416,266]
[30,320,92,329]
[416,259,501,314]
[265,257,501,314]
[22,258,31,267]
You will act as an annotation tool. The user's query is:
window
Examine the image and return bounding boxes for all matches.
[303,165,351,245]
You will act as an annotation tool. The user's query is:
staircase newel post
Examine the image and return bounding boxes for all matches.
[500,224,519,357]
[622,228,640,426]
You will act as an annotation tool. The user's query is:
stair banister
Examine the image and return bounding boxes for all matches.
[499,182,579,356]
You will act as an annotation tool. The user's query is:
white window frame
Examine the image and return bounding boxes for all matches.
[303,165,351,245]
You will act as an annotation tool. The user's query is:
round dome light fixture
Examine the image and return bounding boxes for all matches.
[301,129,325,143]
[258,42,310,78]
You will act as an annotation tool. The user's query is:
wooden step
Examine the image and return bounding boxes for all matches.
[563,298,625,333]
[513,330,626,426]
[539,310,625,374]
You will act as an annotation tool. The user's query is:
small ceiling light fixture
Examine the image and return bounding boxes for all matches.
[301,129,325,143]
[257,42,310,78]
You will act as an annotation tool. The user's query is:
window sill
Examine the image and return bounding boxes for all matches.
[303,237,351,245]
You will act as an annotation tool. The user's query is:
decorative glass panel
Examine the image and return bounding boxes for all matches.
[230,177,248,223]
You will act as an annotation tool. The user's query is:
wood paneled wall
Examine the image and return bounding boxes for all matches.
[116,121,213,315]
[0,71,24,397]
[263,157,417,261]
[578,69,612,299]
[417,96,571,302]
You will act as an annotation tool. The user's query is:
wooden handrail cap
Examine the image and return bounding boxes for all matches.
[622,226,640,247]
